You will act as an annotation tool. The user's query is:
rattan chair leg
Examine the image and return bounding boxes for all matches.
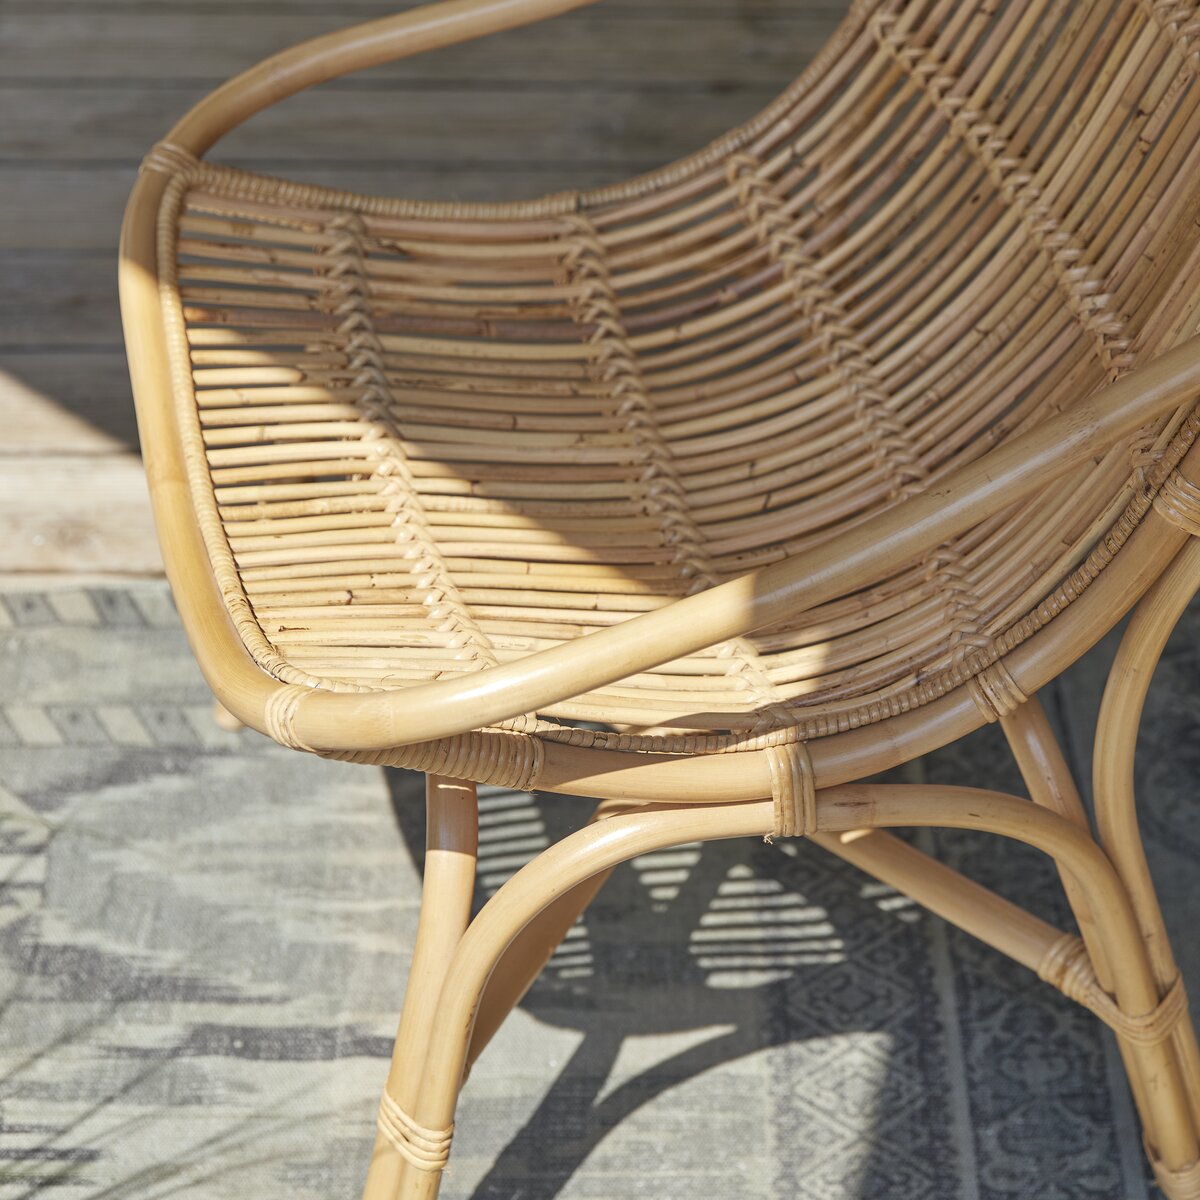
[374,777,1200,1200]
[359,775,1200,1196]
[468,799,630,1070]
[814,826,1072,972]
[1001,696,1163,1165]
[1000,698,1112,969]
[1095,538,1200,1161]
[814,817,1193,1162]
[378,783,1200,1196]
[467,871,610,1068]
[387,801,774,1199]
[819,813,1197,1192]
[363,776,478,1200]
[820,784,1200,1185]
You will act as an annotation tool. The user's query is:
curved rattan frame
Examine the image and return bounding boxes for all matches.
[119,1,1200,1196]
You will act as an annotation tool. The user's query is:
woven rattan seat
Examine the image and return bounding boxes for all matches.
[157,14,1200,751]
[121,1,1200,1196]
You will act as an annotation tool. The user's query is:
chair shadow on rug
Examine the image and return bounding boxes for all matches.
[384,676,1180,1200]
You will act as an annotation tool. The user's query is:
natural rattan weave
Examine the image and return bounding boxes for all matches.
[120,0,1200,1196]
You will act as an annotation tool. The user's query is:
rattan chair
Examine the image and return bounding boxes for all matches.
[120,0,1200,1194]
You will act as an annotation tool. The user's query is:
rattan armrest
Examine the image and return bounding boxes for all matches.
[255,338,1200,753]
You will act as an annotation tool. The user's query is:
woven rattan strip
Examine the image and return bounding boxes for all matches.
[1143,0,1200,74]
[318,212,501,675]
[563,211,795,730]
[871,11,1136,382]
[334,729,544,794]
[725,149,991,665]
[159,0,1200,757]
[869,6,1170,484]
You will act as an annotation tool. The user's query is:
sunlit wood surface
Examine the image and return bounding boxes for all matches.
[0,0,847,579]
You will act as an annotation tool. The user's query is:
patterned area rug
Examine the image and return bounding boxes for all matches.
[0,584,1196,1199]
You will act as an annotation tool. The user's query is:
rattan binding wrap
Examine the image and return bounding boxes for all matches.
[147,0,1200,762]
[1038,933,1192,1046]
[377,1092,454,1173]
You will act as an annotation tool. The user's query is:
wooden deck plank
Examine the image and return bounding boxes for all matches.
[0,9,837,85]
[0,363,130,454]
[0,454,162,576]
[0,353,138,448]
[0,0,836,16]
[0,0,847,577]
[0,84,783,164]
[1,254,123,348]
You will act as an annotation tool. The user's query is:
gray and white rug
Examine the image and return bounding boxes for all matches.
[0,584,1196,1199]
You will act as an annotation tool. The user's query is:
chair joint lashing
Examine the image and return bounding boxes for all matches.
[1154,470,1200,536]
[967,659,1028,723]
[1039,933,1190,1046]
[264,683,317,752]
[765,741,816,840]
[377,1091,454,1174]
[1149,1148,1200,1200]
[140,141,198,178]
